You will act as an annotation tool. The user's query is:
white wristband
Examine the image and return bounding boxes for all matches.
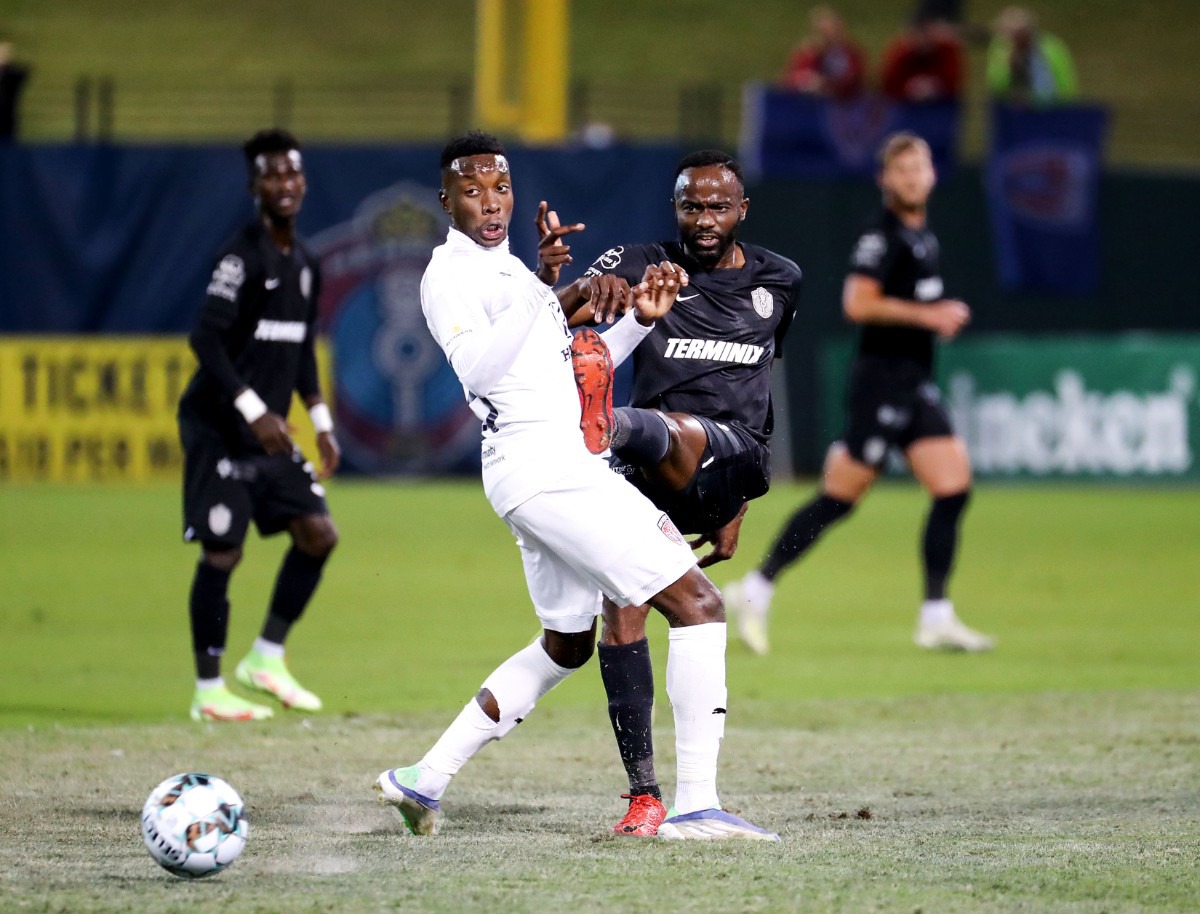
[234,388,268,424]
[309,402,334,434]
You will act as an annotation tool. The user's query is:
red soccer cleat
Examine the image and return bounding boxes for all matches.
[612,793,667,837]
[571,328,615,454]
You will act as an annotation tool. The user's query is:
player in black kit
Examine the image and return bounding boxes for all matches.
[726,131,994,658]
[178,128,340,722]
[542,150,802,835]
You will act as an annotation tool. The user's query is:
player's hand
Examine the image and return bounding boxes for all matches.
[315,431,341,479]
[688,504,747,569]
[249,412,295,455]
[926,299,971,339]
[578,273,634,325]
[534,201,585,286]
[631,261,689,325]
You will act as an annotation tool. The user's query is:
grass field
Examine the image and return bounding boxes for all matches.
[1,481,1198,912]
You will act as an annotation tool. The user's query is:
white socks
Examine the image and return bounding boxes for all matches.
[740,570,775,614]
[920,598,955,627]
[416,640,575,799]
[252,637,285,658]
[666,622,727,815]
[411,625,731,813]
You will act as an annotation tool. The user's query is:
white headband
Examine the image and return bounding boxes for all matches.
[254,149,303,175]
[448,154,509,177]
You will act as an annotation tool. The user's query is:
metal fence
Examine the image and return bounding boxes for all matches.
[32,75,737,146]
[24,74,1199,165]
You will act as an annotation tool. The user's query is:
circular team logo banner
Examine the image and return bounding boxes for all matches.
[310,183,480,476]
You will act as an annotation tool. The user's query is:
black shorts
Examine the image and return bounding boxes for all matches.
[841,357,955,468]
[181,422,329,548]
[613,416,770,536]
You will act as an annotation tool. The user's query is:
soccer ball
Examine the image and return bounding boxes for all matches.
[141,773,248,878]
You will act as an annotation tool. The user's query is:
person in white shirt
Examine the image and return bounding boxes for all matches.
[374,131,778,841]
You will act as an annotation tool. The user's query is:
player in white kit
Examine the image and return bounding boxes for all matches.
[374,131,778,841]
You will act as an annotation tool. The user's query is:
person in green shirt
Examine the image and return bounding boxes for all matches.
[987,6,1078,105]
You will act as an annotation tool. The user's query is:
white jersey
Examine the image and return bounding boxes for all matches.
[421,227,593,515]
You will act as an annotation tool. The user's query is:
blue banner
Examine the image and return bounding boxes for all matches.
[739,84,959,179]
[0,143,681,474]
[985,104,1109,295]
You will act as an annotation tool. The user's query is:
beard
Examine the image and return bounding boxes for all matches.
[683,228,737,267]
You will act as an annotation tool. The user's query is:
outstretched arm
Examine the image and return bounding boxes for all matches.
[843,274,970,339]
[560,273,634,327]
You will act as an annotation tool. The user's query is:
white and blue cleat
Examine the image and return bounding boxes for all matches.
[375,766,442,836]
[657,807,780,841]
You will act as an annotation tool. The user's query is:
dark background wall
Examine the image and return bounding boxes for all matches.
[2,145,1198,473]
[741,167,1200,468]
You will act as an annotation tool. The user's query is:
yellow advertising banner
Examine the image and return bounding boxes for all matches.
[0,337,332,483]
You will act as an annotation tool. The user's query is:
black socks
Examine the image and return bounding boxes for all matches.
[190,560,232,679]
[760,494,855,581]
[923,490,970,601]
[597,638,661,800]
[263,547,329,642]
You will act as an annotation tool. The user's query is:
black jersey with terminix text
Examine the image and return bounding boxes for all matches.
[584,241,801,443]
[179,221,323,454]
[849,208,944,374]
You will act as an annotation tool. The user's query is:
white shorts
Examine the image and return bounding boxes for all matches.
[505,457,697,633]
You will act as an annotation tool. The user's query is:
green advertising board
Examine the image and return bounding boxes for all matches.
[818,335,1199,480]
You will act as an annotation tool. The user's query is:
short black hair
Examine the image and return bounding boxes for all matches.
[674,149,745,193]
[243,128,301,179]
[440,130,506,169]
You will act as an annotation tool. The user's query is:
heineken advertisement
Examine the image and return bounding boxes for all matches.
[818,335,1199,480]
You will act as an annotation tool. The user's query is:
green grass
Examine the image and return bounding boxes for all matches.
[2,0,1199,164]
[2,481,1197,725]
[1,481,1198,912]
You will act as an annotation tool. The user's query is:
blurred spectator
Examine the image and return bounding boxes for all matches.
[987,7,1078,105]
[0,40,30,141]
[880,16,964,103]
[780,6,867,99]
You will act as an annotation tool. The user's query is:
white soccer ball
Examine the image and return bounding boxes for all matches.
[141,772,248,879]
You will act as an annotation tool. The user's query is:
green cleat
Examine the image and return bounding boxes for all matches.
[375,766,442,836]
[190,684,274,722]
[235,650,323,711]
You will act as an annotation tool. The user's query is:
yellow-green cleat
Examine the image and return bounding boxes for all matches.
[375,766,442,836]
[190,683,274,722]
[235,650,323,711]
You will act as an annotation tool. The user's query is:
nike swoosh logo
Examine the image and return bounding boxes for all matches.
[677,294,699,301]
[265,278,281,289]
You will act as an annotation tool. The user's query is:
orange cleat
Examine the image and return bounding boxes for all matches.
[611,793,667,837]
[571,328,616,455]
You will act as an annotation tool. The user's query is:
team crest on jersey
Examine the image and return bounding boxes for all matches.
[751,287,773,319]
[300,266,313,300]
[914,276,944,301]
[657,513,684,546]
